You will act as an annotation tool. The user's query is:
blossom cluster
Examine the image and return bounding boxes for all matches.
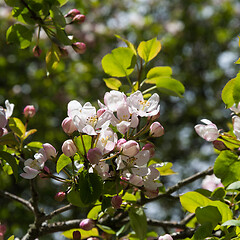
[61,90,164,197]
[0,100,14,137]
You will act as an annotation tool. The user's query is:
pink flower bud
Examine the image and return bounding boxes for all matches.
[43,143,57,159]
[65,9,81,18]
[150,122,164,137]
[72,42,86,54]
[158,234,173,240]
[62,117,77,134]
[59,46,69,57]
[87,148,102,164]
[73,230,81,240]
[72,14,86,23]
[122,140,139,157]
[80,219,95,231]
[62,139,77,157]
[142,143,155,158]
[97,109,106,118]
[116,138,127,151]
[54,191,66,202]
[23,105,36,118]
[33,45,42,57]
[111,195,122,209]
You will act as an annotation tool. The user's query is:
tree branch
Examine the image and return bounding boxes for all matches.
[141,166,214,204]
[0,190,34,212]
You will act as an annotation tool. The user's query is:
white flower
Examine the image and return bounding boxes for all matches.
[127,91,160,117]
[233,115,240,140]
[103,90,126,112]
[194,119,219,142]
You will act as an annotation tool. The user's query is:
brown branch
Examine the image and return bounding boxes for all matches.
[141,166,214,204]
[147,219,188,229]
[0,190,34,212]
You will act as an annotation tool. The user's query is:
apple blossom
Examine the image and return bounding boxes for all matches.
[158,234,173,240]
[80,218,95,231]
[0,109,7,128]
[230,103,240,114]
[62,117,77,134]
[202,174,223,191]
[150,122,164,137]
[129,174,143,186]
[87,148,102,164]
[233,115,240,140]
[116,138,127,151]
[93,162,110,180]
[127,90,160,117]
[111,195,122,209]
[62,139,77,157]
[43,143,57,159]
[194,119,219,142]
[122,140,140,157]
[142,143,155,157]
[5,100,14,119]
[103,90,126,112]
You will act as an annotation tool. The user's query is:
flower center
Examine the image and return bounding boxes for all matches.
[139,100,150,111]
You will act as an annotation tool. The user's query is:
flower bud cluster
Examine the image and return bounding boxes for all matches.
[61,90,164,197]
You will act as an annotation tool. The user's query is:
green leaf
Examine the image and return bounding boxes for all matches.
[115,35,137,55]
[12,7,35,25]
[74,135,92,155]
[56,154,71,173]
[62,228,99,239]
[145,66,172,84]
[0,132,18,146]
[222,73,240,108]
[195,206,222,228]
[193,223,213,240]
[78,170,103,205]
[227,181,240,190]
[46,44,61,72]
[129,207,147,240]
[96,224,116,234]
[27,141,43,149]
[156,77,185,97]
[24,129,37,140]
[222,220,240,227]
[102,47,136,77]
[56,27,72,45]
[6,24,33,49]
[214,150,240,186]
[87,205,102,220]
[50,5,66,27]
[104,78,122,90]
[0,151,18,181]
[67,188,86,207]
[8,117,25,138]
[4,0,22,7]
[137,38,161,63]
[122,192,137,202]
[152,162,176,176]
[211,187,226,201]
[7,236,15,240]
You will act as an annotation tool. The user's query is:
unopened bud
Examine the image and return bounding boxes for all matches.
[33,45,42,57]
[62,139,77,157]
[72,14,86,24]
[43,143,57,159]
[54,191,66,202]
[62,117,77,134]
[65,9,81,18]
[142,143,155,158]
[73,230,81,240]
[0,111,7,128]
[213,140,228,151]
[111,195,122,209]
[79,219,95,231]
[116,138,127,151]
[59,46,69,58]
[122,140,139,157]
[23,105,36,118]
[158,234,173,240]
[72,42,86,54]
[150,122,164,137]
[87,148,102,164]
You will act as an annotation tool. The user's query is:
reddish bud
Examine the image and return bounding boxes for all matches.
[213,140,228,151]
[116,138,127,151]
[62,139,77,157]
[62,117,77,134]
[65,9,81,18]
[72,42,86,54]
[23,105,36,118]
[59,46,69,58]
[0,111,7,128]
[150,122,164,137]
[87,148,102,164]
[111,195,122,209]
[33,45,42,57]
[72,14,86,23]
[142,143,155,158]
[54,191,66,202]
[79,219,95,231]
[73,230,81,240]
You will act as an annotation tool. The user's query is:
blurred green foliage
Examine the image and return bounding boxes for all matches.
[1,0,240,238]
